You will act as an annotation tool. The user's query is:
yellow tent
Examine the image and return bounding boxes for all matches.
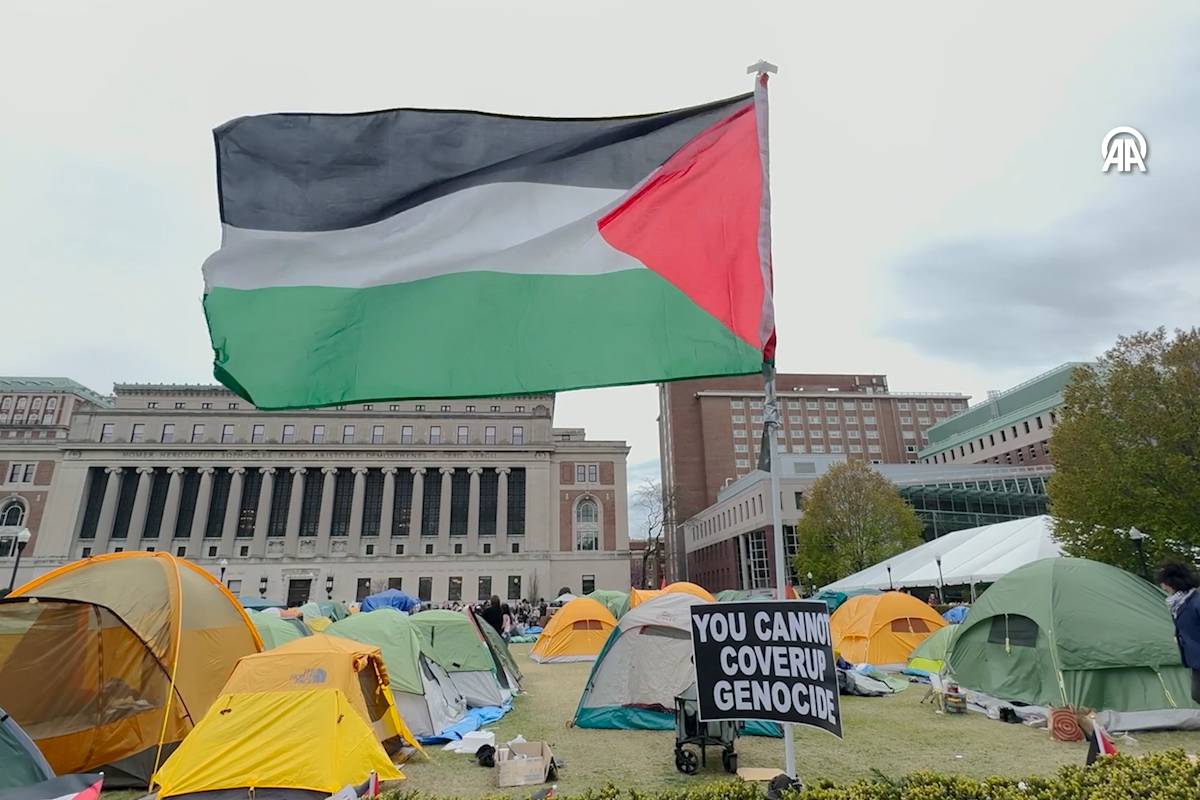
[530,598,617,663]
[0,552,261,783]
[154,634,418,798]
[830,592,947,666]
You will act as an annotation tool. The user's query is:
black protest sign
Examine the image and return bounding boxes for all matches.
[690,600,842,738]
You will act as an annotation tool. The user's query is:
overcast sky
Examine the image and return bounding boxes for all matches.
[4,2,1198,537]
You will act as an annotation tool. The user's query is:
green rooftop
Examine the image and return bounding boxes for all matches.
[920,363,1088,457]
[0,376,112,408]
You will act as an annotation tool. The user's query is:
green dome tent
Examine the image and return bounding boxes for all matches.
[248,610,310,650]
[948,558,1200,730]
[327,609,466,738]
[906,624,958,675]
[409,610,511,708]
[585,589,630,619]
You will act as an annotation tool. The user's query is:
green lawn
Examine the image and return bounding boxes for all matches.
[103,642,1200,798]
[396,643,1200,797]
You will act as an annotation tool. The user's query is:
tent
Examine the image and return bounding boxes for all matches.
[629,582,715,610]
[248,610,310,650]
[326,609,466,738]
[575,593,703,730]
[662,581,716,603]
[715,589,776,602]
[948,558,1200,731]
[530,598,617,663]
[552,592,577,606]
[574,594,780,737]
[906,624,958,676]
[1,706,53,790]
[943,605,969,624]
[627,588,663,609]
[409,610,510,708]
[830,592,946,666]
[822,516,1061,594]
[585,589,630,619]
[0,552,261,784]
[153,634,413,799]
[238,596,285,610]
[465,607,522,692]
[300,600,347,622]
[361,588,421,613]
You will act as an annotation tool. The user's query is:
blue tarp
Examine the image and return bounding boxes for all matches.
[361,589,421,613]
[943,605,968,624]
[417,702,512,744]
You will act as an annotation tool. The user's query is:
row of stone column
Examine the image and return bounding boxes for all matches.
[87,465,515,559]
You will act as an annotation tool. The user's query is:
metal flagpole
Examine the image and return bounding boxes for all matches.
[763,360,797,779]
[747,58,793,781]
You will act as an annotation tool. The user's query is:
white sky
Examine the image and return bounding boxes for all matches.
[4,2,1198,536]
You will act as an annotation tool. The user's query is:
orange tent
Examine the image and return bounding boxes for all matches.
[628,588,664,609]
[830,592,946,666]
[662,582,716,603]
[629,582,716,610]
[0,552,261,783]
[530,598,617,663]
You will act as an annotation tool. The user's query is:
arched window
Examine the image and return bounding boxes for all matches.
[0,499,26,528]
[575,498,599,551]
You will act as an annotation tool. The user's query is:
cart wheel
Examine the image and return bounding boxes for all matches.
[722,750,738,775]
[675,747,699,775]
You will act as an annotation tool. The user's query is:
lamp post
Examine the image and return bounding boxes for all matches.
[218,558,229,586]
[1128,527,1149,580]
[886,564,894,591]
[806,572,814,598]
[325,575,335,600]
[259,575,268,598]
[6,528,31,595]
[935,557,945,605]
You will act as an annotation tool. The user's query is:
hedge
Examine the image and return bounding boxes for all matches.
[386,750,1200,800]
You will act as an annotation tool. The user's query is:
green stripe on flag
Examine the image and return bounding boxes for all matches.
[205,269,761,409]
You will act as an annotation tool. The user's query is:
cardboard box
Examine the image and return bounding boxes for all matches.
[497,742,557,788]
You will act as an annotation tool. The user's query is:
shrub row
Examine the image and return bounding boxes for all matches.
[386,750,1199,800]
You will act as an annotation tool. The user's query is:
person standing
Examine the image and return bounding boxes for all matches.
[1157,561,1200,703]
[480,595,504,635]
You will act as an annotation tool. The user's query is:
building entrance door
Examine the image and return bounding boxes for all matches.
[287,578,312,607]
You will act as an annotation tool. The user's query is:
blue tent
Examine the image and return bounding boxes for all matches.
[943,605,968,624]
[361,588,421,613]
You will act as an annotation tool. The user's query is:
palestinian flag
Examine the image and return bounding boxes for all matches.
[3,775,103,800]
[203,80,775,409]
[1085,720,1118,764]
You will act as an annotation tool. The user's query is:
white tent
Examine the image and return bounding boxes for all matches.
[821,515,1061,594]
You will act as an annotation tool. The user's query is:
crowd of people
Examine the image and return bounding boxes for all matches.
[471,596,550,640]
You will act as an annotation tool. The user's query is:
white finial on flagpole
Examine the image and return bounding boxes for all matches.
[746,60,778,75]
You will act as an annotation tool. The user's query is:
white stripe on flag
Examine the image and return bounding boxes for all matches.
[204,182,637,291]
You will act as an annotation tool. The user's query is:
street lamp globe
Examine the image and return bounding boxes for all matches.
[15,529,31,548]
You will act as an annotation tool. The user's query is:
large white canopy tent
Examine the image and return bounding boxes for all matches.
[820,515,1061,594]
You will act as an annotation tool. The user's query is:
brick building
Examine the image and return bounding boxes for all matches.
[658,373,969,580]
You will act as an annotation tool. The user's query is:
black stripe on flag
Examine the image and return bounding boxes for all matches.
[215,94,752,232]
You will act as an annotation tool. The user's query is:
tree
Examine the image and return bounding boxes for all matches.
[1049,328,1200,572]
[633,479,676,588]
[792,460,924,586]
